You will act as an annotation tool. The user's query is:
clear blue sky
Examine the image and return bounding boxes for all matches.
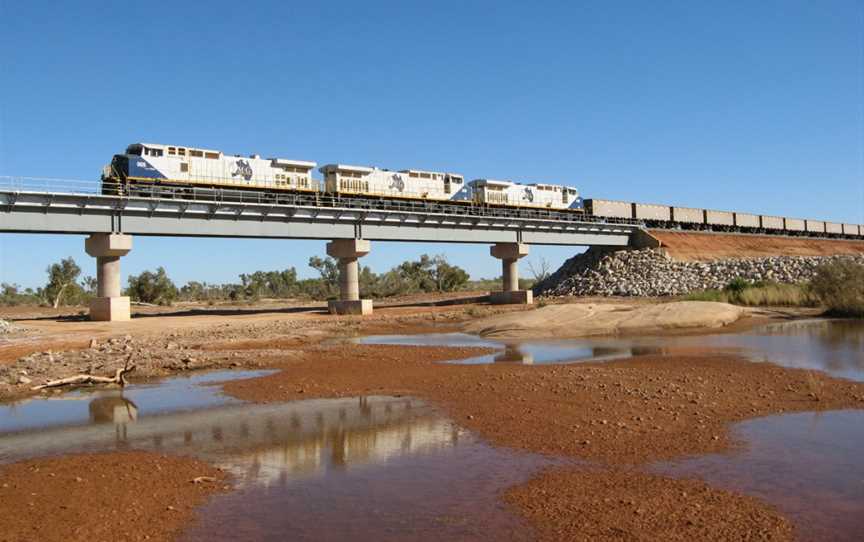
[1,1,862,289]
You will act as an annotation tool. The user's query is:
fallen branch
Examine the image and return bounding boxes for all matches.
[32,356,136,391]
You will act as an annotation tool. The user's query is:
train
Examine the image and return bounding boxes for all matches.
[101,142,863,238]
[102,142,583,211]
[584,198,862,238]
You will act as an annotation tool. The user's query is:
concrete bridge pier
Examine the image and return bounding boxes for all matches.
[490,242,533,305]
[84,233,133,321]
[326,239,373,315]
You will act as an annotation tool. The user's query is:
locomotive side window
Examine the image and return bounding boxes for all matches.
[189,150,203,158]
[178,148,186,156]
[168,147,176,155]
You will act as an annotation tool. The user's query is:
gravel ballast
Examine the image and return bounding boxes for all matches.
[535,248,864,297]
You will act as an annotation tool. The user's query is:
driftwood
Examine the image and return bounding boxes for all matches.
[31,356,136,391]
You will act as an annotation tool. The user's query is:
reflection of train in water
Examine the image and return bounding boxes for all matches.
[102,142,864,237]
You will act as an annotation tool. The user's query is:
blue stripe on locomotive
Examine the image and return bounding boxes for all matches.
[126,156,169,180]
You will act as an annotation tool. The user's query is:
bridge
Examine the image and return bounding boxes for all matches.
[1,177,647,320]
[3,177,858,321]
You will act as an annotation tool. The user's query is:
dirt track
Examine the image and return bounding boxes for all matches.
[649,230,864,261]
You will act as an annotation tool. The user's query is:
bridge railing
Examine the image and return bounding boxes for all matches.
[0,175,642,227]
[0,176,105,195]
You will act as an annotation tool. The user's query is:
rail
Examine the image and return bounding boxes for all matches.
[0,176,640,227]
[1,176,860,241]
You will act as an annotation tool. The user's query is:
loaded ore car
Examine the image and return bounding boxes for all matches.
[319,164,469,201]
[805,220,825,234]
[102,143,317,195]
[734,212,759,229]
[705,209,734,227]
[760,215,785,230]
[633,203,671,222]
[784,218,806,232]
[843,224,860,236]
[470,179,583,210]
[825,222,843,235]
[671,206,704,224]
[583,199,632,219]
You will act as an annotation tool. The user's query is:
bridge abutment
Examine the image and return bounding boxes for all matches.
[490,242,533,305]
[326,239,373,315]
[85,233,132,321]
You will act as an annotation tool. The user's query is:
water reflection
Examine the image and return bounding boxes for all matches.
[0,369,272,434]
[494,345,534,364]
[358,320,864,379]
[653,410,864,542]
[0,381,553,542]
[87,395,138,440]
[2,394,482,487]
[88,396,138,424]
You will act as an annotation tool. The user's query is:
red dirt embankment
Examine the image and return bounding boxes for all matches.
[649,230,864,261]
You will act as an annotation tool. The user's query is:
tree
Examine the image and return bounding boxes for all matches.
[82,275,98,296]
[810,261,864,317]
[429,255,469,292]
[527,257,551,283]
[127,267,178,305]
[392,254,469,293]
[309,256,340,298]
[44,257,82,308]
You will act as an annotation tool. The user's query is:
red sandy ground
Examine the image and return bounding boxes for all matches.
[649,230,864,261]
[0,451,228,542]
[219,342,864,541]
[2,306,862,540]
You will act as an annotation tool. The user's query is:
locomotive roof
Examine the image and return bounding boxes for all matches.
[400,169,464,177]
[471,178,515,187]
[319,164,376,173]
[136,142,222,154]
[270,158,317,168]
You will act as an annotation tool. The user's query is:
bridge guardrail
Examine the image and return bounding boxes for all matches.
[0,176,642,228]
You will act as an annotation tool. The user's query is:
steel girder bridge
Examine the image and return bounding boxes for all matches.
[0,177,640,246]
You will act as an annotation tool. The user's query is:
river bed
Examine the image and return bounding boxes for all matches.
[1,318,862,540]
[0,371,556,540]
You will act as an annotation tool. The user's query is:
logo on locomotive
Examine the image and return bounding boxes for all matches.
[389,173,405,192]
[232,159,253,181]
[522,187,534,202]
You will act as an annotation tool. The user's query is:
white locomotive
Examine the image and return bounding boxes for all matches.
[470,179,583,210]
[319,164,470,202]
[103,143,318,193]
[102,142,583,211]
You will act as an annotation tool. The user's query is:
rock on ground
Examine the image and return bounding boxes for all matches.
[534,248,864,298]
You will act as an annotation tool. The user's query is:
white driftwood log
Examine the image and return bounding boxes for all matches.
[32,358,136,390]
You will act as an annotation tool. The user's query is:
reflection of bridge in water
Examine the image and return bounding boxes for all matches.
[0,395,462,487]
[488,344,667,365]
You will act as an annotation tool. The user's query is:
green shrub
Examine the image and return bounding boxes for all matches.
[810,261,864,317]
[684,289,727,302]
[127,267,179,306]
[685,280,817,307]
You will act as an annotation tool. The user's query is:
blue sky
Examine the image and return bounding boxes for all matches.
[1,1,862,289]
